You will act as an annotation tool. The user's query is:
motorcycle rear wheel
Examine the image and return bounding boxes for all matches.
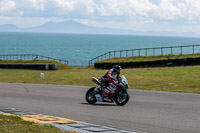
[114,89,130,106]
[85,87,97,104]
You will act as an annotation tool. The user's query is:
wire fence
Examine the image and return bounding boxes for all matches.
[0,54,69,64]
[0,54,89,67]
[1,44,200,67]
[89,44,200,66]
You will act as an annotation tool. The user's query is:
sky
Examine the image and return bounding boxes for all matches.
[0,0,200,35]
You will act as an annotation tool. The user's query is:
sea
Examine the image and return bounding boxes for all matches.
[0,32,200,66]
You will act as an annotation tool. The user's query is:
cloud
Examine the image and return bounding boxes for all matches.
[185,0,200,22]
[3,0,200,22]
[30,0,47,11]
[1,0,200,34]
[52,0,76,12]
[0,0,16,13]
[0,0,24,16]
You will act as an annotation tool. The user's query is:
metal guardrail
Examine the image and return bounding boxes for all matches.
[89,44,200,66]
[0,54,69,65]
[1,45,200,67]
[0,54,87,67]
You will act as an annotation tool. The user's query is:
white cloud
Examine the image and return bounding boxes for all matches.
[1,0,200,34]
[0,0,16,13]
[4,0,200,22]
[0,0,24,16]
[154,0,182,20]
[185,0,200,22]
[52,0,76,12]
[30,0,47,11]
[128,0,157,17]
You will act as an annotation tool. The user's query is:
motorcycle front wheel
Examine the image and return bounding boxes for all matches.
[114,89,130,106]
[85,87,97,104]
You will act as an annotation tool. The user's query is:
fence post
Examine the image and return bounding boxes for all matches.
[153,48,155,56]
[120,51,122,57]
[193,45,195,54]
[145,48,147,56]
[132,50,134,56]
[139,49,141,56]
[161,48,163,55]
[180,46,183,55]
[126,50,128,57]
[171,47,173,55]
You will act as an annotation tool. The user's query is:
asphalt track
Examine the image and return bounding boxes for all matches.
[0,82,200,133]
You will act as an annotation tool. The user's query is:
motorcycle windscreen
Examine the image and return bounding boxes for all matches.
[121,75,129,89]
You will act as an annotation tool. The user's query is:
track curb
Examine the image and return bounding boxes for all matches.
[0,107,137,133]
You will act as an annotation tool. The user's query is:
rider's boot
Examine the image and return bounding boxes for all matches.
[94,85,102,102]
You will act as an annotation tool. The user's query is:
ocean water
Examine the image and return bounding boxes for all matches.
[0,32,200,66]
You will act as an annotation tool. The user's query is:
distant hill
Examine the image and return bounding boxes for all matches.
[0,20,198,37]
[26,20,135,35]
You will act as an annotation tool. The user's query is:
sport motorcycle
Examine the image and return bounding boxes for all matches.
[85,75,130,106]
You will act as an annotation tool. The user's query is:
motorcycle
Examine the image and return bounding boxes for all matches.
[85,75,130,106]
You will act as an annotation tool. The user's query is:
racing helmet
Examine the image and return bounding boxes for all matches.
[113,65,122,74]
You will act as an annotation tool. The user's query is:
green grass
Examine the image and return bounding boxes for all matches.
[0,65,200,93]
[0,114,75,133]
[0,59,72,70]
[97,53,200,63]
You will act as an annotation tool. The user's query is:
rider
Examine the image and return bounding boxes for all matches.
[94,65,122,92]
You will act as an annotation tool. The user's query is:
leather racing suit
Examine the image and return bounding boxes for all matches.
[100,69,123,96]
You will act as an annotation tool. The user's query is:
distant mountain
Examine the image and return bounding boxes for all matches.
[0,20,198,37]
[27,20,134,35]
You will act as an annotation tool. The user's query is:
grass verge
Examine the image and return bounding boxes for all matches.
[0,114,75,133]
[0,65,199,93]
[0,59,72,70]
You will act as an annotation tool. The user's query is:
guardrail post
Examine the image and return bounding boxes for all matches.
[171,47,173,55]
[145,48,147,56]
[193,45,195,54]
[139,49,141,56]
[132,50,134,56]
[180,46,183,55]
[89,61,91,66]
